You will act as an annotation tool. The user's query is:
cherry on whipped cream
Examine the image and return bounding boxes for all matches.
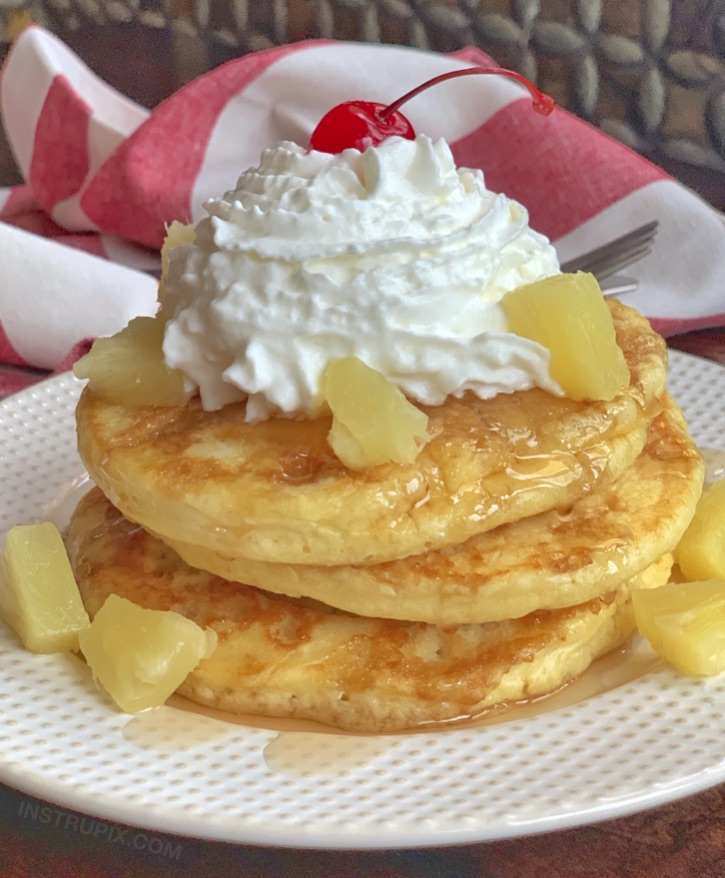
[308,67,555,154]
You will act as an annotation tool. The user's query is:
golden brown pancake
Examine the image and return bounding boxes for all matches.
[66,488,672,732]
[76,300,667,567]
[165,394,702,624]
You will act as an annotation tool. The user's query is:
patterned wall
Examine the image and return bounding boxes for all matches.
[2,0,725,179]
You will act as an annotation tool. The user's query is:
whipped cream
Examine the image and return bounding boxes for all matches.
[162,135,562,419]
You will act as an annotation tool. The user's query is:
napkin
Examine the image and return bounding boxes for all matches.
[1,25,724,397]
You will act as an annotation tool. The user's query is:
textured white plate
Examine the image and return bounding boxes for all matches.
[1,352,725,850]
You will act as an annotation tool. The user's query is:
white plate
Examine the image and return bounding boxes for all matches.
[1,353,724,850]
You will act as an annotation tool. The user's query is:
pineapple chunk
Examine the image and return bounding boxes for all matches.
[502,272,630,401]
[161,220,195,280]
[79,594,217,714]
[73,316,190,407]
[674,479,725,580]
[327,419,369,471]
[158,221,196,305]
[74,219,196,406]
[0,523,90,653]
[632,580,725,676]
[324,357,429,469]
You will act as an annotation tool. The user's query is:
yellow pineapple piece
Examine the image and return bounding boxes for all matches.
[79,594,217,713]
[0,523,90,653]
[159,221,196,305]
[324,357,429,469]
[74,219,196,406]
[632,580,725,676]
[73,316,190,407]
[161,220,195,279]
[674,479,725,580]
[502,272,630,400]
[326,420,368,471]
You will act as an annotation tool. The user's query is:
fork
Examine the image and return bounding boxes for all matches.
[559,220,659,295]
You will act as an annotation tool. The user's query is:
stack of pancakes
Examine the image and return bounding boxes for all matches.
[66,301,704,731]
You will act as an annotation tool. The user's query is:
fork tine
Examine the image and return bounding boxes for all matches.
[573,220,658,259]
[561,225,658,274]
[559,220,659,274]
[592,224,658,261]
[576,245,654,281]
[600,276,638,296]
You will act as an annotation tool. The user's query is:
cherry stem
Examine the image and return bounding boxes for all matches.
[380,67,555,120]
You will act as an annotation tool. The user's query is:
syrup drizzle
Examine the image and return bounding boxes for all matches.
[41,472,92,529]
[701,446,725,484]
[50,474,665,776]
[119,636,660,777]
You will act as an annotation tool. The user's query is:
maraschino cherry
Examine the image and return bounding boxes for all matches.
[309,67,555,154]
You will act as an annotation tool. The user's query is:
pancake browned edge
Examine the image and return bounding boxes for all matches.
[66,489,673,733]
[75,300,667,567]
[165,393,703,623]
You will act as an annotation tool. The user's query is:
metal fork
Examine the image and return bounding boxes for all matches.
[559,220,659,296]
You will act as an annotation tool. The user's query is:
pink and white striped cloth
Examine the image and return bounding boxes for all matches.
[1,25,724,397]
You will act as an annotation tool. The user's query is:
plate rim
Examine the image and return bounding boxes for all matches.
[0,351,724,850]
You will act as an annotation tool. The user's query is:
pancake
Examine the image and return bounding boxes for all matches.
[76,300,667,567]
[65,488,672,732]
[164,394,703,624]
